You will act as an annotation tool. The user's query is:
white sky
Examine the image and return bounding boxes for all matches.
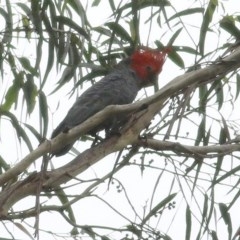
[1,0,240,239]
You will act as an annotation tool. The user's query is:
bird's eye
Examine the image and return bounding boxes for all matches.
[146,65,152,72]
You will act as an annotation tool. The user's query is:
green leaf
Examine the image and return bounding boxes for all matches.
[216,81,224,110]
[211,80,224,110]
[235,74,240,100]
[205,191,215,236]
[155,41,185,68]
[81,226,95,239]
[55,188,78,235]
[192,160,203,194]
[219,115,230,144]
[0,155,10,172]
[219,203,232,240]
[105,22,133,44]
[1,110,33,152]
[55,16,89,39]
[18,57,38,76]
[126,225,141,238]
[0,42,3,77]
[0,7,12,44]
[31,0,42,34]
[35,37,43,72]
[101,236,111,240]
[92,0,101,7]
[196,194,208,240]
[75,68,107,88]
[168,47,185,68]
[199,85,208,112]
[199,0,218,55]
[118,0,170,14]
[51,64,78,94]
[58,66,77,84]
[24,123,42,143]
[168,8,204,22]
[42,11,58,47]
[39,91,48,137]
[220,16,240,39]
[58,25,70,63]
[142,193,177,225]
[185,205,192,240]
[66,0,86,18]
[47,0,57,29]
[1,73,24,111]
[211,127,226,187]
[7,52,17,77]
[92,26,112,38]
[69,39,81,65]
[14,222,34,240]
[21,15,31,39]
[213,165,240,187]
[4,0,13,44]
[2,84,19,111]
[22,15,30,27]
[195,117,205,146]
[108,0,116,12]
[167,28,182,46]
[41,39,55,88]
[227,184,240,210]
[204,126,211,146]
[199,79,224,110]
[130,0,140,46]
[211,231,219,240]
[23,74,38,114]
[16,2,31,16]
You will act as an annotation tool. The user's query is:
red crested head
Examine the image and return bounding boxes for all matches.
[130,47,170,87]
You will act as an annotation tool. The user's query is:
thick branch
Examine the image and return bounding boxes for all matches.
[0,108,149,216]
[137,138,240,157]
[0,46,240,216]
[1,46,240,186]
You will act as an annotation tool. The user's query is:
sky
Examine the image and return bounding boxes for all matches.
[1,0,240,239]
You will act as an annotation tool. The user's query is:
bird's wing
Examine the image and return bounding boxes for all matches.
[62,72,138,129]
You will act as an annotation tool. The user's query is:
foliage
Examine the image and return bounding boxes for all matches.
[0,0,240,239]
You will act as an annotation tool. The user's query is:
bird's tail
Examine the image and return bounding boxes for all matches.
[51,122,65,139]
[51,122,73,157]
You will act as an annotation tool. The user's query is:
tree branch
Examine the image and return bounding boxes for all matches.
[137,138,240,158]
[0,46,240,217]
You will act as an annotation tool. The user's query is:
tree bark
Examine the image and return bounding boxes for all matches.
[1,46,240,218]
